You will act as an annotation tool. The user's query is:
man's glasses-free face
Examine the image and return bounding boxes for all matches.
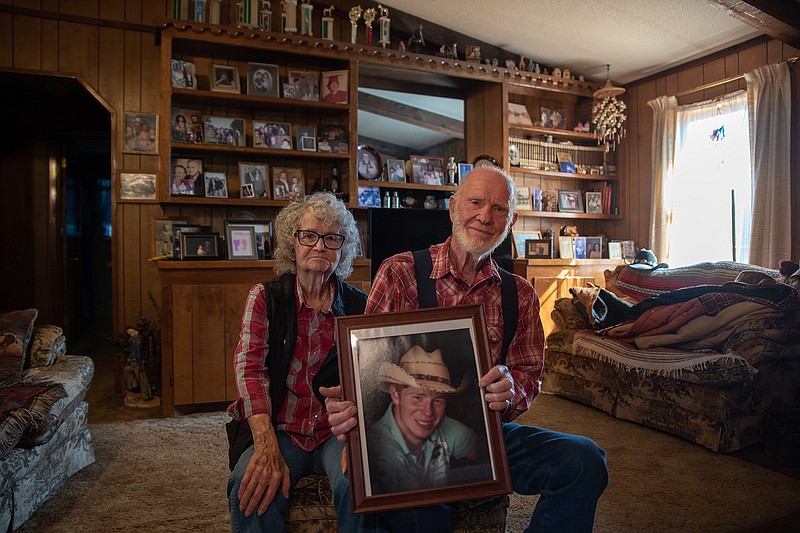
[295,230,345,250]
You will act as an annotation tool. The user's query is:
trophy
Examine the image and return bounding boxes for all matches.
[171,0,188,19]
[259,1,272,31]
[282,0,298,33]
[300,0,313,36]
[348,6,362,45]
[208,0,221,24]
[378,4,390,48]
[237,0,259,27]
[194,0,206,22]
[321,5,334,40]
[363,7,376,46]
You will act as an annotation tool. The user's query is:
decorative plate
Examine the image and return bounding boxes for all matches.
[471,154,498,168]
[357,145,383,181]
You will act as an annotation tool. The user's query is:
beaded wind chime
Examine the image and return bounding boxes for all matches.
[592,64,627,150]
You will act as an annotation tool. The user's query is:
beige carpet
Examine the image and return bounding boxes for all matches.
[16,393,800,533]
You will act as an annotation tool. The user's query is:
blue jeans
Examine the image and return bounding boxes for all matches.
[503,423,609,532]
[228,432,363,533]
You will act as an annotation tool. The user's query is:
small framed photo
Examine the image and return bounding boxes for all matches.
[210,64,240,93]
[514,186,532,211]
[557,152,576,173]
[335,305,512,513]
[410,156,444,186]
[512,231,542,259]
[172,223,203,259]
[386,159,406,183]
[170,107,203,143]
[621,240,636,260]
[226,226,258,260]
[170,59,197,89]
[508,102,533,127]
[246,62,279,97]
[170,157,203,196]
[465,45,482,62]
[153,217,186,258]
[525,239,552,259]
[317,124,348,153]
[358,146,383,181]
[457,163,473,182]
[574,236,587,259]
[119,171,157,202]
[608,241,623,260]
[272,167,305,200]
[532,189,543,211]
[287,70,320,101]
[557,190,584,213]
[180,232,220,260]
[540,107,566,129]
[123,112,158,154]
[282,83,297,99]
[238,162,269,199]
[585,192,603,214]
[586,237,604,258]
[204,116,245,146]
[253,122,292,149]
[296,126,317,152]
[357,185,381,208]
[558,236,574,259]
[203,172,229,198]
[226,220,274,260]
[321,70,348,104]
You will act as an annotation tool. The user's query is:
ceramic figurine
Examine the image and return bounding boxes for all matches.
[378,4,390,48]
[450,43,458,59]
[526,60,535,72]
[408,24,424,53]
[563,68,571,79]
[446,156,457,185]
[492,58,499,66]
[505,59,515,69]
[553,67,562,78]
[534,63,540,73]
[363,7,376,46]
[519,55,526,71]
[399,41,405,52]
[321,5,334,39]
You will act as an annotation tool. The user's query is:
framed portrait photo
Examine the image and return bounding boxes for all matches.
[514,186,532,211]
[170,107,203,143]
[321,70,348,104]
[272,167,305,200]
[246,62,279,97]
[226,219,273,260]
[296,126,317,152]
[386,159,406,183]
[170,59,197,89]
[203,172,229,198]
[317,124,348,153]
[558,236,574,259]
[225,226,258,260]
[557,190,584,213]
[335,305,512,513]
[204,116,245,146]
[180,232,220,260]
[410,156,444,186]
[585,236,604,258]
[608,241,623,260]
[170,157,203,196]
[118,171,157,202]
[123,112,158,154]
[525,239,552,259]
[357,145,383,181]
[512,230,542,259]
[238,162,269,199]
[287,70,320,101]
[585,192,603,214]
[210,64,240,93]
[457,163,473,182]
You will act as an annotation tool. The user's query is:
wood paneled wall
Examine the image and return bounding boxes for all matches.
[619,37,800,260]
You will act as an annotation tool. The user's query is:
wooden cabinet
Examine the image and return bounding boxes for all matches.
[512,259,623,339]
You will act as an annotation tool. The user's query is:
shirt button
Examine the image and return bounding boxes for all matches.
[490,336,498,342]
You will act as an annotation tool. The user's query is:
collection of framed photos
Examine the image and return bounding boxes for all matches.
[152,218,274,261]
[357,152,473,186]
[556,236,634,260]
[513,187,606,214]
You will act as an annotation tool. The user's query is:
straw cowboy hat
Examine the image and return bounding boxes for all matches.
[378,346,463,394]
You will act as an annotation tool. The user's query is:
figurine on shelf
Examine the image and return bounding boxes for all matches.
[446,156,458,185]
[449,43,458,59]
[321,5,334,39]
[363,7,376,46]
[574,122,584,133]
[407,24,424,53]
[378,4,391,48]
[518,55,526,71]
[534,63,541,74]
[436,45,448,57]
[505,59,515,70]
[349,6,362,44]
[553,67,562,78]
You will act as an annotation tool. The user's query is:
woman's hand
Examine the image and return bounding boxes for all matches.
[237,415,291,517]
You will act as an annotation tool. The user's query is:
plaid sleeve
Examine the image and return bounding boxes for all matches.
[231,284,272,419]
[366,252,419,314]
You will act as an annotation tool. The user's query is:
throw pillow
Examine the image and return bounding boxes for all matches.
[0,382,67,456]
[0,309,39,383]
[27,325,66,369]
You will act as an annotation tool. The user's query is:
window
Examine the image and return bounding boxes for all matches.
[667,91,751,267]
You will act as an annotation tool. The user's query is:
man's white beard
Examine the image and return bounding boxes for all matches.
[452,212,510,256]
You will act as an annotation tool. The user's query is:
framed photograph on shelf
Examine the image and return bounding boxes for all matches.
[357,185,381,208]
[118,171,157,202]
[558,236,574,259]
[574,236,587,259]
[170,107,203,143]
[287,70,320,101]
[321,70,348,104]
[512,231,542,258]
[457,163,473,182]
[170,157,203,196]
[334,305,511,513]
[203,116,245,146]
[170,59,197,89]
[586,237,604,258]
[226,220,274,260]
[507,102,533,127]
[540,107,566,129]
[203,172,229,198]
[152,217,186,258]
[180,232,220,260]
[514,187,532,211]
[246,62,279,97]
[524,239,552,259]
[585,191,603,214]
[556,152,576,173]
[238,162,269,199]
[608,241,623,260]
[225,226,258,260]
[123,112,158,154]
[358,145,383,181]
[172,223,204,259]
[296,126,317,152]
[621,240,636,260]
[557,190,584,213]
[386,159,406,183]
[272,167,305,200]
[317,124,348,153]
[410,156,444,186]
[210,64,240,93]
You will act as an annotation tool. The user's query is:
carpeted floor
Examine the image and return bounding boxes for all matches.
[16,354,800,532]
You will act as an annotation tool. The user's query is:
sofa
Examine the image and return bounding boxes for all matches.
[543,261,800,453]
[0,309,95,531]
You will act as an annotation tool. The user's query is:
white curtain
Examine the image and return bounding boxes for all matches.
[745,62,793,268]
[647,96,678,264]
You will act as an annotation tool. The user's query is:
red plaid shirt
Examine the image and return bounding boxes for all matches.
[227,281,333,451]
[366,237,545,421]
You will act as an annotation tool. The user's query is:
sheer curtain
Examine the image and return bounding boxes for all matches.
[646,96,678,263]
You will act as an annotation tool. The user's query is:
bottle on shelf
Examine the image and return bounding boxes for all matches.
[331,166,339,193]
[382,190,391,208]
[391,191,400,208]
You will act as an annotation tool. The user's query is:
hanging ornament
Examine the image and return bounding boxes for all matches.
[592,64,627,149]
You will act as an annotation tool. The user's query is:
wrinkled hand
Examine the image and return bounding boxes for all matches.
[237,434,290,517]
[479,365,515,412]
[319,385,359,442]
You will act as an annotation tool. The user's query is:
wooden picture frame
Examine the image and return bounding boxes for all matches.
[558,236,574,259]
[410,156,444,186]
[512,230,542,258]
[203,172,229,198]
[296,126,317,152]
[170,59,197,89]
[286,70,320,101]
[524,239,551,259]
[225,226,258,260]
[317,124,348,153]
[123,112,158,154]
[608,241,623,260]
[172,223,203,259]
[226,220,274,260]
[170,107,203,143]
[621,240,636,260]
[335,305,511,513]
[557,190,584,213]
[246,62,279,97]
[514,186,532,211]
[386,159,406,183]
[118,171,157,202]
[203,116,245,146]
[272,167,304,200]
[321,69,348,104]
[210,64,240,93]
[585,192,603,214]
[180,232,220,259]
[152,217,186,258]
[238,162,269,199]
[170,157,203,196]
[586,236,604,258]
[574,236,587,259]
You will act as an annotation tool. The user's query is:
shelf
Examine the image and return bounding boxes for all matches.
[170,142,351,160]
[510,168,620,181]
[171,88,351,114]
[515,210,621,220]
[357,180,458,192]
[509,125,599,143]
[161,196,290,207]
[156,259,371,270]
[513,258,626,266]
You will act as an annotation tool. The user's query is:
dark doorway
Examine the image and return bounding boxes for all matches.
[0,70,112,353]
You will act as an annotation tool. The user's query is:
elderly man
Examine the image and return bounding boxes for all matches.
[322,166,608,532]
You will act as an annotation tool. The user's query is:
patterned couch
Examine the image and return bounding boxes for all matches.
[543,261,800,452]
[0,309,95,531]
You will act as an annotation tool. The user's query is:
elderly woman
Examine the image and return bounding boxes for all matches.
[226,192,367,532]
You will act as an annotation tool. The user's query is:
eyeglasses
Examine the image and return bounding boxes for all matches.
[295,230,346,250]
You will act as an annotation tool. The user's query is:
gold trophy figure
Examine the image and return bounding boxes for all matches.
[378,4,391,48]
[363,7,376,46]
[349,6,362,45]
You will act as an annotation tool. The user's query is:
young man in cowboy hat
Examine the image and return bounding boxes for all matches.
[367,346,488,495]
[322,166,608,532]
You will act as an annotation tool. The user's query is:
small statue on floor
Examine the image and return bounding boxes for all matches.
[123,327,160,408]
